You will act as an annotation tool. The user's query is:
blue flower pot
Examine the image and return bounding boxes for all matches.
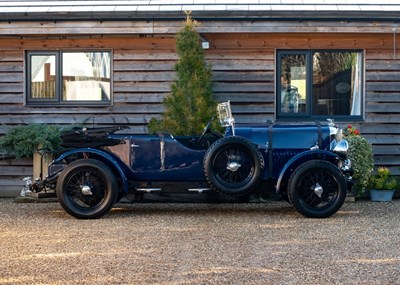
[370,189,395,202]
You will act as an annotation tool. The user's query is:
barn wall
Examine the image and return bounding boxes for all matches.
[0,158,31,197]
[0,30,399,195]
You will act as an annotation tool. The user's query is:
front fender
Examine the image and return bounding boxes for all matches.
[52,148,129,193]
[275,150,340,194]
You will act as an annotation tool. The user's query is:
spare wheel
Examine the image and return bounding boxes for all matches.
[203,136,264,196]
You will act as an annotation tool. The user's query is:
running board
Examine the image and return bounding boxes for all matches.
[136,188,162,193]
[136,187,212,193]
[188,188,212,193]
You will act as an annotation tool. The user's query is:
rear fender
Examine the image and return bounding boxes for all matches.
[275,150,340,195]
[51,148,129,193]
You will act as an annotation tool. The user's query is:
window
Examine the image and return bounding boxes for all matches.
[26,51,111,106]
[277,50,363,120]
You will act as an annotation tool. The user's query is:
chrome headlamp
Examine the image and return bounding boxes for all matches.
[335,128,343,142]
[330,126,349,158]
[330,138,349,153]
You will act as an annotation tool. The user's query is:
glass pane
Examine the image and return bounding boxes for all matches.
[313,51,362,116]
[30,55,56,99]
[280,54,307,114]
[62,52,111,102]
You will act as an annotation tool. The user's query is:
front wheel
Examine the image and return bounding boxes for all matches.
[56,159,118,219]
[288,160,347,218]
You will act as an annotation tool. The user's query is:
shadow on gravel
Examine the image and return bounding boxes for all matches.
[23,199,357,220]
[106,202,306,219]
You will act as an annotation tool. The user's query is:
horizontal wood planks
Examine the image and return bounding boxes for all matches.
[0,31,400,195]
[0,158,32,197]
[364,47,400,174]
[0,20,399,35]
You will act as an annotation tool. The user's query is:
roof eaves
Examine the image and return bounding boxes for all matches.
[1,2,400,21]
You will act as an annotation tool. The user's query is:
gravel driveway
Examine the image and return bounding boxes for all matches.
[1,198,400,284]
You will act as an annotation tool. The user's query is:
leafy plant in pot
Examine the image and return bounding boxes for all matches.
[0,124,63,187]
[0,123,62,159]
[344,125,374,197]
[368,167,399,202]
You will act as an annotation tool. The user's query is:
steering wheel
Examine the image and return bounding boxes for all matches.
[197,117,214,145]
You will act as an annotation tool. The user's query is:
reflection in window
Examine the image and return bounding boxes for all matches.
[313,52,362,116]
[62,52,111,101]
[280,54,307,114]
[30,55,56,99]
[277,50,363,119]
[27,51,111,105]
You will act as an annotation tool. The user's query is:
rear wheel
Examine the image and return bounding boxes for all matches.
[204,136,264,196]
[288,160,347,218]
[56,159,118,219]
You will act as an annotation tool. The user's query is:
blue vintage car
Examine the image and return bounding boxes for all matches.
[32,101,352,219]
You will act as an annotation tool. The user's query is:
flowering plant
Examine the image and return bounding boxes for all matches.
[344,125,360,136]
[343,125,374,196]
[368,167,399,190]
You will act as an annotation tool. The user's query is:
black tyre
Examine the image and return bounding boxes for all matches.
[288,160,347,218]
[56,159,118,219]
[204,136,264,196]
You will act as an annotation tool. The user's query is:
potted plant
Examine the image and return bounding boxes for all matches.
[368,167,399,202]
[0,124,63,182]
[0,123,62,159]
[344,125,374,197]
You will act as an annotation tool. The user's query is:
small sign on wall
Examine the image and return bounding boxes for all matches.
[202,41,209,49]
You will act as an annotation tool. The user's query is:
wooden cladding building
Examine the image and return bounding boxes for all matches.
[0,1,400,196]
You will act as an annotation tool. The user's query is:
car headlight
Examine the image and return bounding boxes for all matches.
[330,138,349,153]
[335,128,343,142]
[329,126,349,158]
[330,136,349,163]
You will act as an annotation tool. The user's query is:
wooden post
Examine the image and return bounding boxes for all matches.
[33,147,52,180]
[44,63,51,81]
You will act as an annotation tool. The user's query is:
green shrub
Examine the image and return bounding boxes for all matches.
[0,124,62,158]
[344,125,374,196]
[148,16,217,136]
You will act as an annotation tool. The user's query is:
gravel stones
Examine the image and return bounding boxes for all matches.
[1,199,400,284]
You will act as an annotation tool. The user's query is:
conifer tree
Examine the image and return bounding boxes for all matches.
[148,14,217,135]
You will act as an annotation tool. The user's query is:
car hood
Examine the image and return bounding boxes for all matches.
[227,124,334,150]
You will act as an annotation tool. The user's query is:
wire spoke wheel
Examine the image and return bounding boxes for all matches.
[66,168,107,209]
[213,145,255,188]
[288,160,347,218]
[56,159,117,219]
[204,136,264,196]
[297,168,338,209]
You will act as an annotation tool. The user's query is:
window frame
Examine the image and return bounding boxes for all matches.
[276,49,364,121]
[25,50,113,107]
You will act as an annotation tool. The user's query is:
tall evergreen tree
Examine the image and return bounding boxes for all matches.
[148,15,217,135]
